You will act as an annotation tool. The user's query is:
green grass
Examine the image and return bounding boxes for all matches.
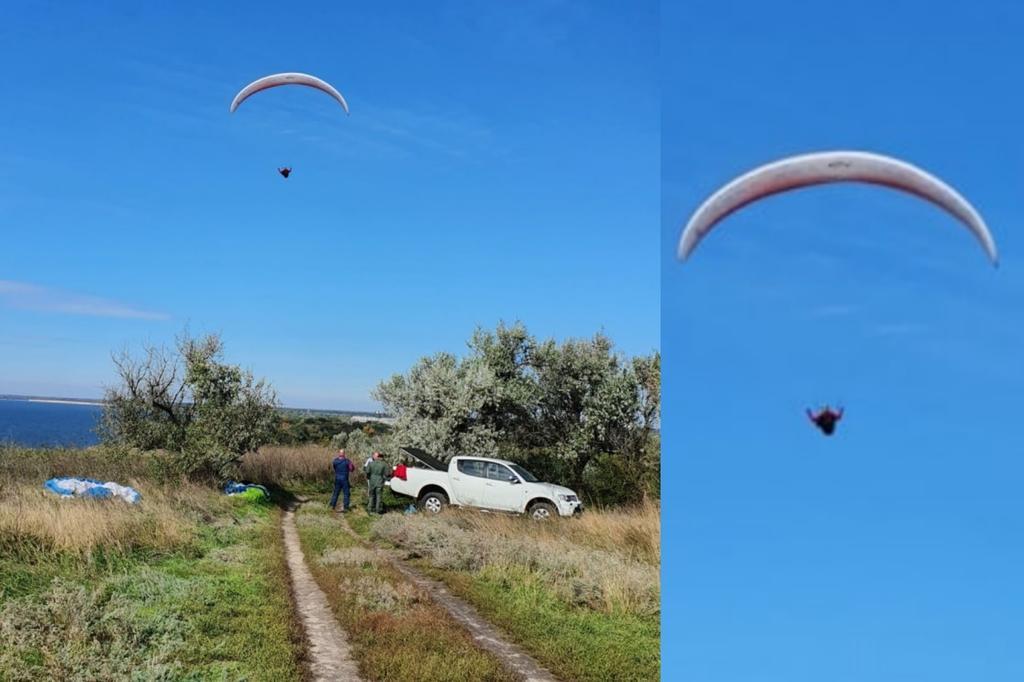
[366,506,660,681]
[321,483,404,539]
[0,489,305,681]
[294,497,516,682]
[425,563,660,682]
[303,486,660,681]
[2,444,660,681]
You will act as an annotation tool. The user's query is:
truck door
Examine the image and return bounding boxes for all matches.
[483,462,526,511]
[452,458,488,506]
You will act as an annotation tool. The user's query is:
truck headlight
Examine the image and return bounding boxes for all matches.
[558,494,578,503]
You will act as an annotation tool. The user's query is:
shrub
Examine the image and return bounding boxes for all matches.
[372,507,660,616]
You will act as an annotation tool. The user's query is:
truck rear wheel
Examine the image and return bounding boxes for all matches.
[528,501,557,521]
[418,491,448,514]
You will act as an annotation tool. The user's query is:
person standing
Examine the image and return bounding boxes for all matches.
[329,449,355,512]
[365,451,389,515]
[363,453,374,500]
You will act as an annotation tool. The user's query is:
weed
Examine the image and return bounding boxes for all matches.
[294,500,516,682]
[0,478,304,680]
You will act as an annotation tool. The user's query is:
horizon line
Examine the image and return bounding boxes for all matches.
[0,393,389,418]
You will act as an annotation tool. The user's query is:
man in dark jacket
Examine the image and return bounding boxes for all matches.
[365,451,389,514]
[330,449,355,512]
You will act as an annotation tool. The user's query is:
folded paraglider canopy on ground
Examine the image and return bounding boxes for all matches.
[223,481,270,501]
[43,477,142,504]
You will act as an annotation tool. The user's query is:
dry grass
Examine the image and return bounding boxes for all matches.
[1,486,307,680]
[0,482,219,560]
[0,445,156,485]
[239,444,363,487]
[0,443,348,493]
[295,503,517,682]
[372,503,660,616]
[340,574,420,613]
[0,443,356,491]
[460,499,660,564]
[318,546,383,568]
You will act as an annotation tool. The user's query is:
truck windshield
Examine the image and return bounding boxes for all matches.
[509,464,538,483]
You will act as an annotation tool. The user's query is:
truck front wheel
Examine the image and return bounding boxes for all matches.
[418,491,448,514]
[528,501,557,521]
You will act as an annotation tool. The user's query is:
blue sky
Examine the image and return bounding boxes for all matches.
[0,1,657,410]
[663,1,1024,679]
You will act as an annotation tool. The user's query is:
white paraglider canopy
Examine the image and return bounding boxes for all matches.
[230,72,350,115]
[678,150,998,266]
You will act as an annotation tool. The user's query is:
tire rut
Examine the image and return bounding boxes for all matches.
[337,513,560,682]
[282,509,363,681]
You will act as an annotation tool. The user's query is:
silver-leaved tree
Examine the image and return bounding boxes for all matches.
[99,332,279,479]
[373,322,659,503]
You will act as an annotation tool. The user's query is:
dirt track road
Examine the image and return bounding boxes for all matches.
[387,558,559,682]
[282,509,363,681]
[336,512,560,682]
[283,504,560,682]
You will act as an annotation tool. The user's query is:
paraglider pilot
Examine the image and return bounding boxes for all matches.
[807,406,843,436]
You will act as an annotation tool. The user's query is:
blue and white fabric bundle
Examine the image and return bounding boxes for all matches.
[223,480,270,499]
[43,477,142,504]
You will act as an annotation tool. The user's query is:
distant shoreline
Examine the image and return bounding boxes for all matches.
[0,395,391,420]
[0,395,105,407]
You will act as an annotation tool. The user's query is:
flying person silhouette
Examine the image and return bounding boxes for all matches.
[807,406,843,436]
[278,167,292,178]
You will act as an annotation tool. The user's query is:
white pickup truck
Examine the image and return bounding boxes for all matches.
[387,447,583,520]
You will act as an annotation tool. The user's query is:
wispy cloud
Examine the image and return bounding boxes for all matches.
[122,50,503,165]
[810,303,859,318]
[0,281,169,320]
[805,300,928,338]
[0,333,77,348]
[361,102,498,159]
[265,99,501,164]
[866,321,928,337]
[441,0,590,53]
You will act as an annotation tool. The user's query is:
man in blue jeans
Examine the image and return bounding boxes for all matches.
[329,449,355,512]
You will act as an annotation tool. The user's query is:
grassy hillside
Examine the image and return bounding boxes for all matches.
[295,501,516,682]
[364,502,661,681]
[0,470,305,679]
[1,444,660,681]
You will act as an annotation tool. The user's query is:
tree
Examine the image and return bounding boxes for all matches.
[628,352,661,498]
[100,332,279,478]
[466,323,541,445]
[374,322,660,502]
[373,351,501,458]
[530,333,646,491]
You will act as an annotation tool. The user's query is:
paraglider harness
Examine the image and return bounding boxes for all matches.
[807,406,843,436]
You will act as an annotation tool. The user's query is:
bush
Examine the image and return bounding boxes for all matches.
[373,508,659,616]
[0,577,190,680]
[271,413,391,446]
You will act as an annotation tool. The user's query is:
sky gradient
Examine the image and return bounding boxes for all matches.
[663,1,1024,679]
[1,1,658,410]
